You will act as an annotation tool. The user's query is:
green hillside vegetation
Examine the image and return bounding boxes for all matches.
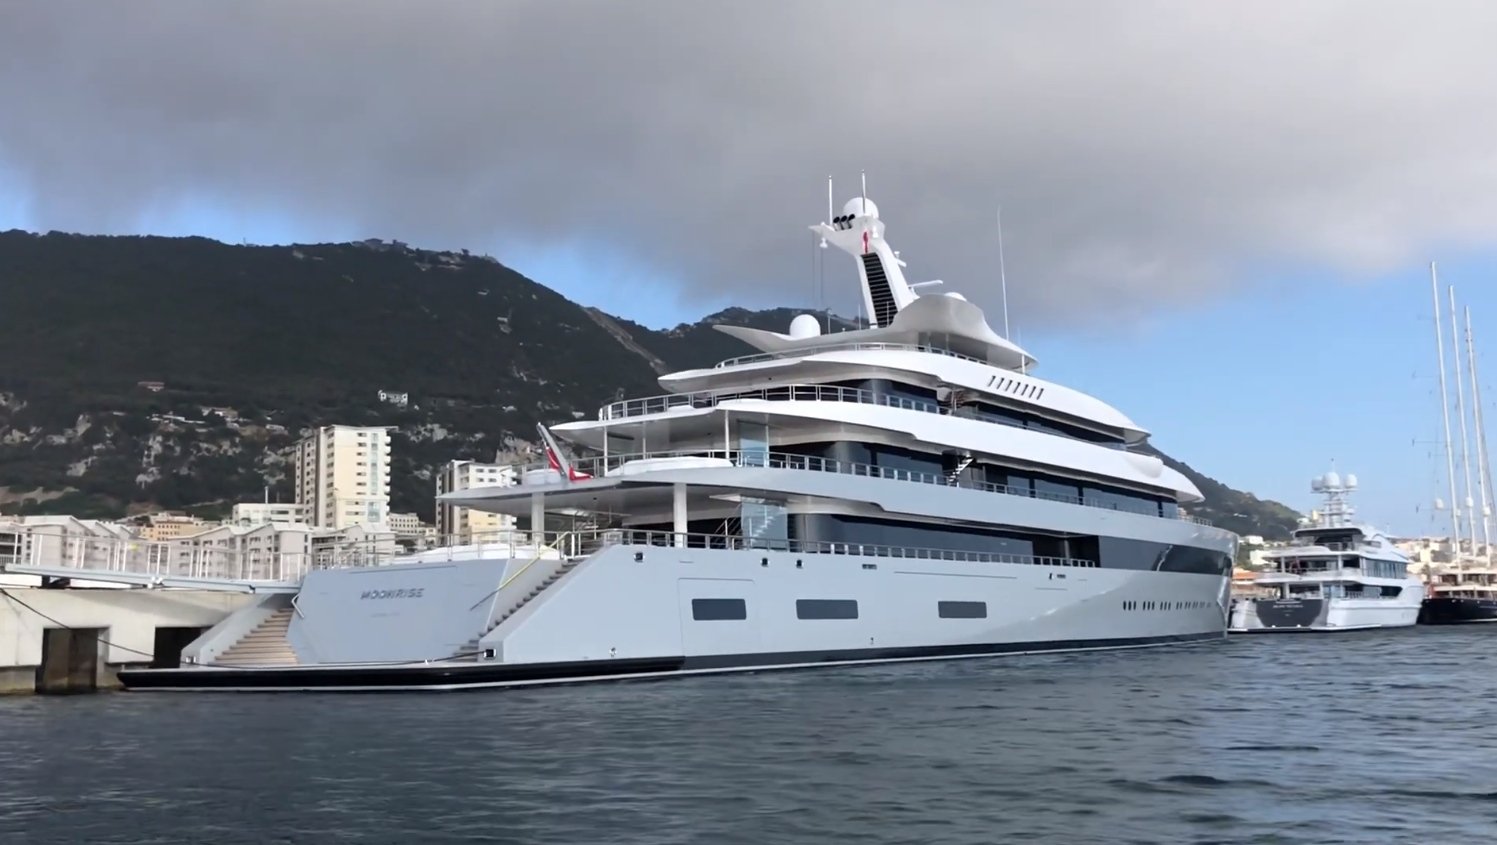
[0,230,1300,537]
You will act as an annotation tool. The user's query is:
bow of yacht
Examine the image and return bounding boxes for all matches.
[121,189,1238,692]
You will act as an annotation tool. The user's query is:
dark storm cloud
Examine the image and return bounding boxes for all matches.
[3,1,1497,324]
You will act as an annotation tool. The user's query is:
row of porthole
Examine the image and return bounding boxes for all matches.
[1122,600,1215,611]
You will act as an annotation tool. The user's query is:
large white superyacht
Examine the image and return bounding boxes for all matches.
[1230,470,1423,632]
[121,190,1238,691]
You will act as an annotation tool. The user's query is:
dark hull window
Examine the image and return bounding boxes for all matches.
[691,599,748,620]
[938,601,988,619]
[797,599,859,619]
[775,441,1176,516]
[793,514,1042,559]
[1070,537,1230,576]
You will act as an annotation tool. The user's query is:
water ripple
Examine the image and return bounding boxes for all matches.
[3,629,1497,843]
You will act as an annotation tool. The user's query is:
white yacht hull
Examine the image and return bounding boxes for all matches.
[122,543,1231,691]
[1229,594,1423,633]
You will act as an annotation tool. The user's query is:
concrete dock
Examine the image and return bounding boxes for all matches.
[0,581,251,693]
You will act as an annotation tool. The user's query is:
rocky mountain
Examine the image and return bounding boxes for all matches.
[0,230,1300,538]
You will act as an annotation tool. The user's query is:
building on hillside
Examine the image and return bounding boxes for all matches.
[1394,535,1452,567]
[136,513,219,541]
[435,459,517,543]
[294,425,392,530]
[386,511,433,542]
[2,514,402,585]
[312,523,398,567]
[231,502,311,527]
[166,523,315,581]
[0,516,140,580]
[157,522,400,580]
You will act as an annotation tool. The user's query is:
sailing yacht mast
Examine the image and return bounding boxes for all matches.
[1432,264,1463,569]
[1468,307,1495,559]
[1450,285,1479,566]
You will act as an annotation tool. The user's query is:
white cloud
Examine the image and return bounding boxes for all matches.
[3,0,1496,324]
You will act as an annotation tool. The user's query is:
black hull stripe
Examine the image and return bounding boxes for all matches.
[118,632,1223,692]
[1419,597,1497,625]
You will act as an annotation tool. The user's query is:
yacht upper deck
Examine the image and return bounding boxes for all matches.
[713,341,989,370]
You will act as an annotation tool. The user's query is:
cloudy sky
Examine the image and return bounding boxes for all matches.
[5,1,1497,532]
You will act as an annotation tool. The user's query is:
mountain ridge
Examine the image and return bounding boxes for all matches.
[0,229,1300,539]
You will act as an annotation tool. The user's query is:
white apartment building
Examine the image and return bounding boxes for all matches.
[436,459,517,543]
[386,511,433,541]
[295,425,392,530]
[0,516,141,587]
[135,513,220,541]
[231,502,311,527]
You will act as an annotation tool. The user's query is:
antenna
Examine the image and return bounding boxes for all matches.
[823,175,832,248]
[1432,262,1463,572]
[1468,306,1494,558]
[997,206,1011,340]
[1451,284,1478,566]
[860,170,867,215]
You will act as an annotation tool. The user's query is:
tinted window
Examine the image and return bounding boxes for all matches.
[1033,476,1080,503]
[793,514,1037,559]
[938,601,987,619]
[691,598,747,621]
[796,599,859,619]
[1082,486,1163,517]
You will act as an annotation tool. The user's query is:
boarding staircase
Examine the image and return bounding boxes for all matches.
[212,608,299,666]
[861,252,898,327]
[456,555,583,659]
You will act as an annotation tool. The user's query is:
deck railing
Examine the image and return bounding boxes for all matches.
[511,448,1214,526]
[713,342,992,369]
[600,383,937,422]
[0,535,414,585]
[0,526,1100,586]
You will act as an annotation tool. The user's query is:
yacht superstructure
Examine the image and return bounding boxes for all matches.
[1230,471,1423,632]
[121,189,1238,692]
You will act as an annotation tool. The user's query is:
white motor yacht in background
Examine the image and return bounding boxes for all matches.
[120,184,1240,692]
[1231,470,1423,632]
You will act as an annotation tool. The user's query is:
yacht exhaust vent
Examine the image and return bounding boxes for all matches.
[861,252,898,327]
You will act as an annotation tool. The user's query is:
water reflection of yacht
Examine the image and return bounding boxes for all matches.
[1231,471,1423,632]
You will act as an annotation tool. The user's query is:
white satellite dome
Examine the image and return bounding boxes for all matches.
[788,313,822,339]
[1311,477,1325,492]
[943,292,968,301]
[1323,471,1342,489]
[842,197,879,219]
[1344,474,1358,490]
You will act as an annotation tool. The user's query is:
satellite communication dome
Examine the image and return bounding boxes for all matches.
[944,292,968,301]
[1344,474,1358,490]
[842,197,879,219]
[788,314,822,339]
[1323,471,1342,489]
[1311,478,1325,492]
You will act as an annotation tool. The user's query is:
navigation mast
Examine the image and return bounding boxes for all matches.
[1468,307,1495,559]
[1432,263,1462,574]
[1451,285,1479,567]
